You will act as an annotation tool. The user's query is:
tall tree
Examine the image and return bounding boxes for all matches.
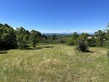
[30,30,41,47]
[104,23,109,48]
[72,32,79,44]
[0,23,17,50]
[15,27,29,49]
[94,30,105,46]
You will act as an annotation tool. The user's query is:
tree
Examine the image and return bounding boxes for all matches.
[30,30,41,47]
[40,35,48,43]
[66,32,79,45]
[15,27,29,49]
[87,36,96,47]
[78,33,88,42]
[0,23,17,50]
[94,30,105,46]
[52,34,57,40]
[104,23,109,48]
[72,32,79,44]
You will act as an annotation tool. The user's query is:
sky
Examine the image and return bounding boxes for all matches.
[0,0,109,33]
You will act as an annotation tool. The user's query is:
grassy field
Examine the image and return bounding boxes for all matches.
[0,44,109,82]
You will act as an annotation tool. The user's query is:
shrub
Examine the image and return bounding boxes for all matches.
[87,38,97,47]
[105,41,109,49]
[66,38,75,45]
[76,41,89,52]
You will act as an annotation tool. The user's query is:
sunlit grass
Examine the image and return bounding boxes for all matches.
[0,44,109,82]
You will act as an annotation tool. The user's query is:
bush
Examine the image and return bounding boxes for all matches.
[66,38,75,45]
[105,41,109,49]
[87,38,97,47]
[76,41,89,52]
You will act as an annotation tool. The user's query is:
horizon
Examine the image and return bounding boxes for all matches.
[0,22,104,34]
[0,0,109,33]
[0,22,103,34]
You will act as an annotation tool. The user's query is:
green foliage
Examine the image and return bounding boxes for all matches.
[71,32,79,44]
[57,38,67,43]
[15,27,29,49]
[40,35,48,43]
[0,23,43,50]
[66,38,75,45]
[87,36,96,47]
[78,33,88,41]
[30,30,41,47]
[2,22,109,50]
[66,32,79,45]
[94,30,105,46]
[104,41,109,49]
[72,32,79,39]
[104,23,109,48]
[0,24,17,50]
[52,34,57,40]
[76,41,89,52]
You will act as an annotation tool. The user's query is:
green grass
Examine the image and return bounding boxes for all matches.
[0,44,109,82]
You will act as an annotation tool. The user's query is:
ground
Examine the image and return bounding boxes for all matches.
[0,44,109,82]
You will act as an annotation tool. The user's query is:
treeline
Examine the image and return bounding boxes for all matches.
[1,23,109,50]
[0,23,67,50]
[0,23,47,50]
[47,23,109,49]
[66,23,109,49]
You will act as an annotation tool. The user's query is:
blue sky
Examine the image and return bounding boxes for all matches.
[0,0,109,33]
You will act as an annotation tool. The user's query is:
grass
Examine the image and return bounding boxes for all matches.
[0,44,109,82]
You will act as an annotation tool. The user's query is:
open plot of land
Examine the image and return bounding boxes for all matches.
[0,44,109,82]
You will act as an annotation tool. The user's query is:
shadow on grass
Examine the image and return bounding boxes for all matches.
[24,45,54,50]
[36,45,54,49]
[0,51,8,54]
[85,50,94,53]
[44,45,54,48]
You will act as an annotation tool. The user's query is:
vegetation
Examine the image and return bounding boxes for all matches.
[0,23,42,50]
[1,22,109,81]
[76,41,89,52]
[15,27,29,49]
[0,44,109,82]
[29,30,41,47]
[1,22,109,51]
[0,24,17,50]
[66,32,78,45]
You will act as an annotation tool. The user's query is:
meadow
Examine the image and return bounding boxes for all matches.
[0,44,109,82]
